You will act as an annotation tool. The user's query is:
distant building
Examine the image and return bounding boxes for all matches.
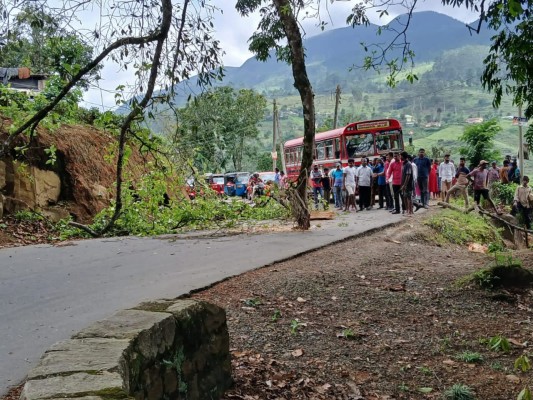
[404,114,416,126]
[424,121,442,128]
[0,67,48,97]
[465,117,484,124]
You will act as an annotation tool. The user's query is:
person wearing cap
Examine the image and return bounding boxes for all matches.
[467,160,500,213]
[438,154,455,201]
[487,161,500,187]
[331,163,344,209]
[445,157,470,207]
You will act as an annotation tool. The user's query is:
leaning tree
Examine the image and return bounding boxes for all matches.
[0,0,224,235]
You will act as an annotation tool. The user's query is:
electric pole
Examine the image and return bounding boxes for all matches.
[333,85,341,129]
[272,100,278,171]
[518,104,525,177]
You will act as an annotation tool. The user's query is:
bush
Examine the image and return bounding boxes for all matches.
[424,209,503,245]
[490,181,518,205]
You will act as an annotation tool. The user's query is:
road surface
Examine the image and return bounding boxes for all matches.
[0,210,403,394]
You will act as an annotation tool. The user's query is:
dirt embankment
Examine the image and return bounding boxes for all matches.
[0,117,149,223]
[190,213,533,400]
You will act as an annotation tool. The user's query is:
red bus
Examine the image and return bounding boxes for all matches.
[283,118,404,179]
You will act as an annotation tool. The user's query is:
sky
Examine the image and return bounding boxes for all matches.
[80,1,482,110]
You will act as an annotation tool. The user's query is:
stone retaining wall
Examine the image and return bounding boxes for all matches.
[20,299,232,400]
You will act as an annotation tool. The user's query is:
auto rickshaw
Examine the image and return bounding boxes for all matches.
[205,173,225,196]
[234,172,250,198]
[224,172,237,196]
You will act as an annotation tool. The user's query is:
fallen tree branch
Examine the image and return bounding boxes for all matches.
[477,208,533,235]
[438,201,475,214]
[68,221,99,237]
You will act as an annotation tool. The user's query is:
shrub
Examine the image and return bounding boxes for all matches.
[443,384,475,400]
[424,209,503,245]
[490,181,518,205]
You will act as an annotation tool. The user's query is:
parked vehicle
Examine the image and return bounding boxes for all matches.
[224,173,237,196]
[205,173,225,196]
[234,172,250,198]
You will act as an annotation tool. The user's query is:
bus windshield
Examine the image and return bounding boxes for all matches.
[375,129,402,153]
[345,133,374,158]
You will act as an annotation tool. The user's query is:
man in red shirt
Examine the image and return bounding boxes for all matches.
[386,152,403,214]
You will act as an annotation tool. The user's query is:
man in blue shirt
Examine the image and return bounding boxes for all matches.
[413,148,432,208]
[373,158,387,208]
[331,163,344,209]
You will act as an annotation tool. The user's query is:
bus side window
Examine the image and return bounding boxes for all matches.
[324,140,333,159]
[316,142,325,160]
[335,138,341,159]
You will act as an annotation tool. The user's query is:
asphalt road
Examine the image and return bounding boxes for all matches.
[0,210,403,394]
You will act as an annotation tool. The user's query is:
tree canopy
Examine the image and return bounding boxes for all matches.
[175,86,267,173]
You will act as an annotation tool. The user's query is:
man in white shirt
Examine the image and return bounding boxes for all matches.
[343,158,357,212]
[438,154,455,201]
[356,158,374,210]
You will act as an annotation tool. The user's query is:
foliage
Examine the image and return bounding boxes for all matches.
[487,335,510,352]
[271,310,282,322]
[515,355,532,373]
[290,319,302,335]
[443,384,475,400]
[424,209,503,246]
[60,169,290,238]
[456,351,483,363]
[490,182,519,205]
[465,253,524,289]
[518,387,533,400]
[459,119,501,169]
[175,86,267,173]
[453,0,533,120]
[0,6,101,88]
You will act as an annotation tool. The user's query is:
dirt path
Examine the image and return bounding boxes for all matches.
[192,211,533,399]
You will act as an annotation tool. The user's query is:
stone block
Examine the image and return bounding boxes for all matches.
[21,372,125,400]
[74,309,173,340]
[32,167,61,207]
[27,338,130,380]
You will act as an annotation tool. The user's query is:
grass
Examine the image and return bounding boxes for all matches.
[456,351,483,363]
[424,209,503,246]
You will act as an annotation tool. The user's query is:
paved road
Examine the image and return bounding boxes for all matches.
[0,210,403,394]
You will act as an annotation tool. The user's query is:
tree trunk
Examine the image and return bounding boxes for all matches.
[272,0,314,230]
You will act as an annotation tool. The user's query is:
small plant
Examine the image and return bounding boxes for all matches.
[515,355,531,372]
[271,309,282,322]
[418,366,432,375]
[490,361,504,371]
[488,241,505,253]
[488,335,510,352]
[341,328,359,340]
[243,298,261,307]
[518,387,533,400]
[456,351,483,363]
[443,384,475,400]
[290,319,302,334]
[338,221,348,227]
[398,382,409,392]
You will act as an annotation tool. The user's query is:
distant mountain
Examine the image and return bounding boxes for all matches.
[218,11,493,93]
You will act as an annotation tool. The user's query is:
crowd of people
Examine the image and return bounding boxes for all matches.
[308,151,529,221]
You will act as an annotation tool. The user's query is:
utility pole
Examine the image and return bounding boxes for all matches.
[333,85,341,129]
[272,100,278,171]
[277,114,286,174]
[518,104,525,177]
